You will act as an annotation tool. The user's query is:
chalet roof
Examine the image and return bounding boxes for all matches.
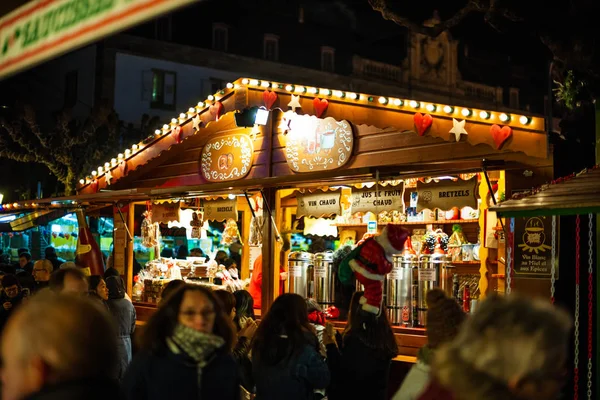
[490,167,600,217]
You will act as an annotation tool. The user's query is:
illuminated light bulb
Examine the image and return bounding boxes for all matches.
[378,97,388,105]
[241,78,249,85]
[322,89,332,96]
[125,149,131,157]
[295,86,306,93]
[393,99,403,106]
[111,158,117,165]
[91,171,97,177]
[132,144,139,151]
[13,203,18,208]
[348,92,357,100]
[188,107,195,114]
[207,95,215,101]
[479,110,490,119]
[409,100,420,109]
[226,82,234,89]
[197,102,205,108]
[79,179,85,185]
[250,79,259,86]
[162,124,169,130]
[178,113,185,119]
[426,104,436,112]
[171,118,178,124]
[228,194,236,200]
[499,113,510,122]
[308,87,318,94]
[333,90,344,98]
[155,129,161,135]
[285,84,294,92]
[261,81,270,88]
[104,162,110,169]
[443,105,454,114]
[461,108,472,117]
[98,167,103,174]
[519,115,531,125]
[118,153,124,160]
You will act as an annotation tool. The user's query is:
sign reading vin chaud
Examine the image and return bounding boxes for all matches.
[416,176,478,212]
[296,190,341,218]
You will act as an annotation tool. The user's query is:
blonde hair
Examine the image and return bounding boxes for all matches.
[434,294,571,400]
[33,259,53,274]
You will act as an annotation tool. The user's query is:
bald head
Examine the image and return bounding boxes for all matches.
[1,293,117,400]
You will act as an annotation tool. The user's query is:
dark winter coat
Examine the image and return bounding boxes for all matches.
[326,334,393,400]
[252,335,330,400]
[0,291,25,333]
[122,346,240,400]
[106,276,136,381]
[233,336,254,392]
[23,378,122,400]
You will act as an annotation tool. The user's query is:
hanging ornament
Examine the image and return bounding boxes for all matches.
[172,126,183,144]
[278,113,291,132]
[141,209,160,248]
[287,94,302,112]
[413,112,433,136]
[190,210,203,239]
[209,101,224,121]
[313,98,328,118]
[263,90,278,110]
[192,114,202,132]
[490,124,512,149]
[221,218,240,245]
[449,118,468,142]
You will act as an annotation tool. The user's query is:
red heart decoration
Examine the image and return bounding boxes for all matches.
[91,180,99,193]
[490,124,513,149]
[263,90,278,110]
[119,161,128,176]
[313,98,329,118]
[413,113,433,136]
[209,101,224,121]
[171,126,183,144]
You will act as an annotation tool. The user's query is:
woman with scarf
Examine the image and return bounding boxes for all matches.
[252,293,330,400]
[123,285,239,400]
[105,274,137,381]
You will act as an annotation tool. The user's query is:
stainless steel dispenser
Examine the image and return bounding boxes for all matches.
[388,236,418,326]
[288,252,314,298]
[416,246,449,327]
[313,251,335,307]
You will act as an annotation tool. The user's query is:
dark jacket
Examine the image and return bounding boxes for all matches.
[106,295,136,380]
[0,291,25,333]
[233,336,254,392]
[326,334,393,400]
[252,336,330,400]
[122,346,240,400]
[24,378,122,400]
[33,280,50,293]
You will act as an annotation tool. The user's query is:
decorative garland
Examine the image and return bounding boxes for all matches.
[506,218,514,294]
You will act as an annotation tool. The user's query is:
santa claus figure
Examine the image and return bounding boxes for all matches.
[339,224,409,314]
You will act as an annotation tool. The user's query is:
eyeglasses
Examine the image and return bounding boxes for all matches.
[179,309,216,319]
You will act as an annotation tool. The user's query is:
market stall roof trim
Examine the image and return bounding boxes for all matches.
[77,77,547,194]
[489,167,600,217]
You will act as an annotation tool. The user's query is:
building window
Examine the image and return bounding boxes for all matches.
[210,78,225,95]
[64,70,78,108]
[263,34,279,62]
[151,69,176,110]
[213,23,228,52]
[321,46,335,72]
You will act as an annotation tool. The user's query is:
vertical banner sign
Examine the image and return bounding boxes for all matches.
[351,183,405,214]
[204,199,238,221]
[113,205,128,275]
[0,0,200,81]
[416,176,478,212]
[296,190,342,218]
[513,216,559,279]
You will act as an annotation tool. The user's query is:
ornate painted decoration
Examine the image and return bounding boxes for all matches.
[201,134,253,182]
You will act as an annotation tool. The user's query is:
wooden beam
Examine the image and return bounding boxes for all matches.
[126,202,136,296]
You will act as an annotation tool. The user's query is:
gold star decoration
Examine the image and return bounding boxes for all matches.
[192,115,201,132]
[449,118,468,142]
[287,94,302,112]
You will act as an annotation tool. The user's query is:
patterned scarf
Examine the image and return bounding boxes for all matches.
[168,324,225,366]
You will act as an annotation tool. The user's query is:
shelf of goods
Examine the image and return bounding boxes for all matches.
[332,219,479,227]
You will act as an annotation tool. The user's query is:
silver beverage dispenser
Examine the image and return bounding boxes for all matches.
[388,250,418,326]
[416,248,449,327]
[288,252,314,298]
[313,251,335,307]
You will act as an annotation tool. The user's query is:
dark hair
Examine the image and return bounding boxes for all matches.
[252,293,316,366]
[233,290,255,331]
[49,268,87,293]
[2,274,20,289]
[160,279,185,304]
[103,267,120,279]
[215,250,228,262]
[19,252,32,261]
[344,291,398,359]
[105,276,125,300]
[222,258,237,269]
[176,245,189,260]
[0,265,16,275]
[17,248,28,256]
[139,284,236,353]
[88,275,104,292]
[214,290,236,316]
[45,246,57,259]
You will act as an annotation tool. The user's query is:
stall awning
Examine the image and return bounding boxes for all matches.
[0,209,70,232]
[490,167,600,217]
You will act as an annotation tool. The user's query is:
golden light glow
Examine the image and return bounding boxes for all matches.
[443,105,454,114]
[98,167,103,174]
[104,162,110,169]
[479,111,490,119]
[308,87,318,94]
[197,102,205,108]
[461,108,472,117]
[91,171,97,177]
[132,144,139,151]
[249,79,259,86]
[285,84,294,91]
[226,82,234,89]
[333,90,344,98]
[519,115,531,125]
[125,149,131,157]
[79,179,85,185]
[426,104,436,112]
[499,113,510,122]
[241,79,249,85]
[409,100,419,109]
[378,97,388,105]
[295,86,306,93]
[261,81,270,88]
[393,99,403,106]
[207,95,215,101]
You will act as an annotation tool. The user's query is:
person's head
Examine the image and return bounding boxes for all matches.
[189,248,204,257]
[105,276,125,300]
[425,289,466,349]
[222,258,237,270]
[103,267,120,280]
[44,247,57,260]
[49,268,88,295]
[233,290,255,330]
[159,279,185,305]
[32,260,52,282]
[252,293,314,366]
[88,275,108,301]
[176,245,188,259]
[345,291,398,359]
[17,248,28,257]
[18,253,31,269]
[2,275,20,299]
[1,293,117,400]
[434,294,571,400]
[59,262,76,270]
[215,250,228,264]
[139,284,235,353]
[214,290,236,320]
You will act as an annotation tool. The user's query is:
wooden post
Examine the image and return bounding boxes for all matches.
[241,199,252,280]
[261,187,279,315]
[126,202,135,296]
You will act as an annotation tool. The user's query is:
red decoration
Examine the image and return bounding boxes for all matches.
[313,98,329,118]
[209,101,224,121]
[262,90,278,110]
[413,113,433,136]
[52,232,57,239]
[490,124,512,149]
[172,126,183,144]
[65,233,71,240]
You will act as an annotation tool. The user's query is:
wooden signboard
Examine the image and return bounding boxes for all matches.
[513,216,559,279]
[351,184,405,214]
[153,202,181,224]
[285,115,353,172]
[416,176,478,212]
[296,190,342,218]
[204,199,238,221]
[201,134,254,182]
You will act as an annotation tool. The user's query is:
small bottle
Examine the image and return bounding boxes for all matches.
[452,274,460,302]
[411,280,419,327]
[463,285,471,313]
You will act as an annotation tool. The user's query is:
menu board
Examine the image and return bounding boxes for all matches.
[416,176,478,212]
[351,183,405,214]
[296,190,342,217]
[513,216,559,279]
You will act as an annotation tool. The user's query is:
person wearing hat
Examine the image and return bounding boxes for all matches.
[393,289,466,400]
